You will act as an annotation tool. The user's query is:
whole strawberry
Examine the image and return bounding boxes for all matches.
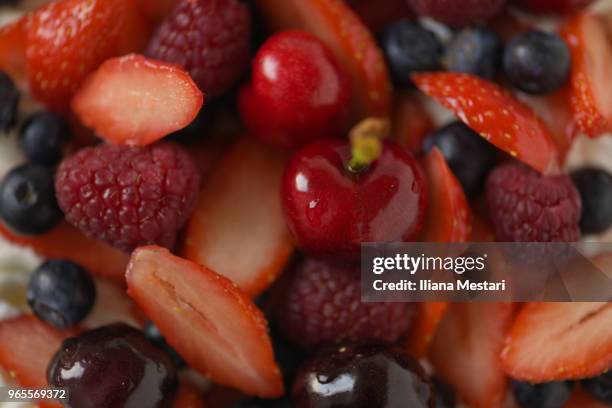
[55,143,200,252]
[146,0,251,99]
[486,162,581,242]
[276,257,415,350]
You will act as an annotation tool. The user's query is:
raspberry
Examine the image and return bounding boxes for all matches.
[407,0,506,28]
[486,162,581,242]
[276,258,415,350]
[146,0,251,100]
[55,143,200,252]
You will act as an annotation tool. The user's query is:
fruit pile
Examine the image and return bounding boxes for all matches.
[0,0,609,407]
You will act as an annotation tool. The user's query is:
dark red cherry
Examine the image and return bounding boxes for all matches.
[292,344,435,408]
[48,323,177,408]
[281,138,427,259]
[239,30,351,149]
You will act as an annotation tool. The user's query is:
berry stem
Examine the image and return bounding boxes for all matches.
[346,118,389,173]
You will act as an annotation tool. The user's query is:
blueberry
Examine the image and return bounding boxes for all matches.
[503,31,570,94]
[232,398,292,408]
[432,378,455,407]
[0,163,62,235]
[443,27,502,79]
[423,121,498,196]
[582,372,612,404]
[143,321,187,369]
[48,323,177,408]
[381,20,442,87]
[292,344,434,408]
[571,167,612,234]
[27,260,96,328]
[19,112,69,165]
[511,380,574,408]
[0,71,19,132]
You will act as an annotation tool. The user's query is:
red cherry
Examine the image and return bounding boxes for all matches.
[239,30,351,149]
[281,138,427,259]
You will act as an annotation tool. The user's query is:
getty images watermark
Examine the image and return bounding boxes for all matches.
[361,242,612,302]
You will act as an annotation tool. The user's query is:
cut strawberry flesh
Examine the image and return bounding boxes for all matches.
[502,302,612,382]
[0,316,77,408]
[72,54,204,147]
[254,0,392,123]
[561,13,612,137]
[412,72,559,174]
[421,147,471,242]
[430,302,516,408]
[182,138,293,297]
[126,246,284,398]
[405,301,449,358]
[0,17,28,87]
[0,221,129,282]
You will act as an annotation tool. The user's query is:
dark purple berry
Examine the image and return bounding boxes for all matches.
[503,31,570,95]
[582,372,612,404]
[48,323,178,408]
[443,27,502,79]
[511,380,574,408]
[292,345,434,408]
[0,71,19,132]
[27,260,96,329]
[19,111,70,165]
[571,167,612,234]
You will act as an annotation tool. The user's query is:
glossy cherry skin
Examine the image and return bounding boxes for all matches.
[239,30,351,149]
[282,139,427,259]
[292,344,435,408]
[48,323,177,408]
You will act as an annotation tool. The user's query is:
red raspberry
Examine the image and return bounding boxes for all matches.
[486,162,581,242]
[276,258,415,350]
[146,0,251,99]
[55,143,200,252]
[407,0,506,28]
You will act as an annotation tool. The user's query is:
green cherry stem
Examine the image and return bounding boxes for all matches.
[346,118,389,174]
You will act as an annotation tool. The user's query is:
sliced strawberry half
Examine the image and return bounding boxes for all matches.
[412,72,559,174]
[255,0,392,122]
[0,221,129,281]
[173,382,206,408]
[0,315,77,408]
[392,92,434,153]
[561,13,612,138]
[502,302,612,382]
[405,301,449,358]
[0,17,28,87]
[430,302,516,408]
[182,137,293,297]
[421,147,471,242]
[126,246,284,398]
[25,0,150,111]
[72,54,203,146]
[515,89,578,163]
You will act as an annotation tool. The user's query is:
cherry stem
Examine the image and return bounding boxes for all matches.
[346,118,389,174]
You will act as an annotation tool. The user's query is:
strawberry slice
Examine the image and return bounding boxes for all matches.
[561,13,612,138]
[515,89,578,162]
[126,246,284,398]
[25,0,150,111]
[430,302,516,408]
[255,0,392,122]
[405,301,449,358]
[421,147,471,242]
[173,382,206,408]
[0,221,129,281]
[470,212,496,242]
[72,54,204,146]
[0,17,28,87]
[502,302,612,382]
[0,316,77,408]
[412,72,559,174]
[182,137,293,297]
[392,92,434,153]
[564,388,612,408]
